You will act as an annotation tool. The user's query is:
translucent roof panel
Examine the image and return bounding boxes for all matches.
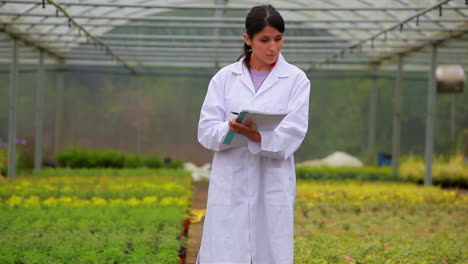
[0,0,467,73]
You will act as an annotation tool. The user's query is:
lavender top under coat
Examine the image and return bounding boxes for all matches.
[249,68,271,92]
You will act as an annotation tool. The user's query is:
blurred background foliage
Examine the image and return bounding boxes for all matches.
[0,66,467,165]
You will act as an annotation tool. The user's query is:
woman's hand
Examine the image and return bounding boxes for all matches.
[228,117,261,143]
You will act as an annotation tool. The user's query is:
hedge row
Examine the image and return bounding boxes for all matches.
[56,147,183,169]
[399,154,468,189]
[295,166,404,182]
[296,158,468,189]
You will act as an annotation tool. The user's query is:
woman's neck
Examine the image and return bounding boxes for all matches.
[248,58,272,72]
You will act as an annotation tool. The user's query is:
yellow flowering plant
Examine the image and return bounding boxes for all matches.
[294,181,467,264]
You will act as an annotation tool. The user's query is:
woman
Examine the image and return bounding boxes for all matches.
[197,5,310,264]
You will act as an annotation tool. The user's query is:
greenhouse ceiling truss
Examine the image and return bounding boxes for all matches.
[0,0,467,72]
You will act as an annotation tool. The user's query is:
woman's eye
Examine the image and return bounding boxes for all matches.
[261,39,268,42]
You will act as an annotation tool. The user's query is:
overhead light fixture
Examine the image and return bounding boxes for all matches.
[436,64,465,93]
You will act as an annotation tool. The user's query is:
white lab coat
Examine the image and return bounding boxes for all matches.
[197,53,310,264]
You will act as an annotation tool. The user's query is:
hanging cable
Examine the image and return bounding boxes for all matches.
[46,0,137,74]
[314,0,451,68]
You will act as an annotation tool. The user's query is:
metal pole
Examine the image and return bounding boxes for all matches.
[136,78,142,154]
[392,55,403,176]
[425,45,437,186]
[7,39,18,178]
[367,64,378,165]
[450,94,456,142]
[213,0,227,69]
[136,27,143,154]
[34,51,45,171]
[54,68,64,155]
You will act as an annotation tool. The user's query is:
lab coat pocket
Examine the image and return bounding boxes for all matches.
[264,167,293,207]
[207,153,233,206]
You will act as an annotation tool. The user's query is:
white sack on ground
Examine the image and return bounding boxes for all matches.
[295,159,324,167]
[184,162,211,181]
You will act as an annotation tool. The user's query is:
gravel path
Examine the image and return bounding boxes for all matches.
[186,181,208,264]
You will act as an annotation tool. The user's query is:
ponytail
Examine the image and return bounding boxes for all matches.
[237,43,252,66]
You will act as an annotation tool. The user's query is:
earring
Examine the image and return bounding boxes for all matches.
[248,48,252,53]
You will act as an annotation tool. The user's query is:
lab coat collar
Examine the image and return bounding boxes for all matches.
[233,53,290,96]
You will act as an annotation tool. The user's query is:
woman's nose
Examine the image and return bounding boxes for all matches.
[269,42,276,51]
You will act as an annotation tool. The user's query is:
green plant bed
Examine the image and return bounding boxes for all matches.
[0,207,184,264]
[0,169,192,264]
[295,166,403,182]
[294,181,468,264]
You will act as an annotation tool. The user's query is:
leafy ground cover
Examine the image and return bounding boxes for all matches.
[0,169,192,264]
[294,181,468,264]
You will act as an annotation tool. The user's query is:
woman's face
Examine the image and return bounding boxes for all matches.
[244,25,284,68]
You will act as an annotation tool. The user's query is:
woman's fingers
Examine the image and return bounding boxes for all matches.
[245,118,258,132]
[228,118,261,142]
[228,118,240,131]
[229,118,250,135]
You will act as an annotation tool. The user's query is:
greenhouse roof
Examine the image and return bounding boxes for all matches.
[0,0,467,73]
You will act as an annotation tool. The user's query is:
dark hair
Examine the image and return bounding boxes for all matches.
[238,5,285,66]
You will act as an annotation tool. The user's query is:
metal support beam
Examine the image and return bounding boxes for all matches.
[3,20,462,32]
[34,51,45,171]
[4,30,459,42]
[367,64,378,165]
[1,11,465,24]
[316,0,452,68]
[0,9,466,23]
[213,0,228,69]
[0,25,65,61]
[54,68,64,155]
[450,94,456,141]
[45,0,137,74]
[135,26,142,153]
[392,55,403,176]
[6,0,464,11]
[425,45,438,186]
[136,78,142,154]
[7,39,18,178]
